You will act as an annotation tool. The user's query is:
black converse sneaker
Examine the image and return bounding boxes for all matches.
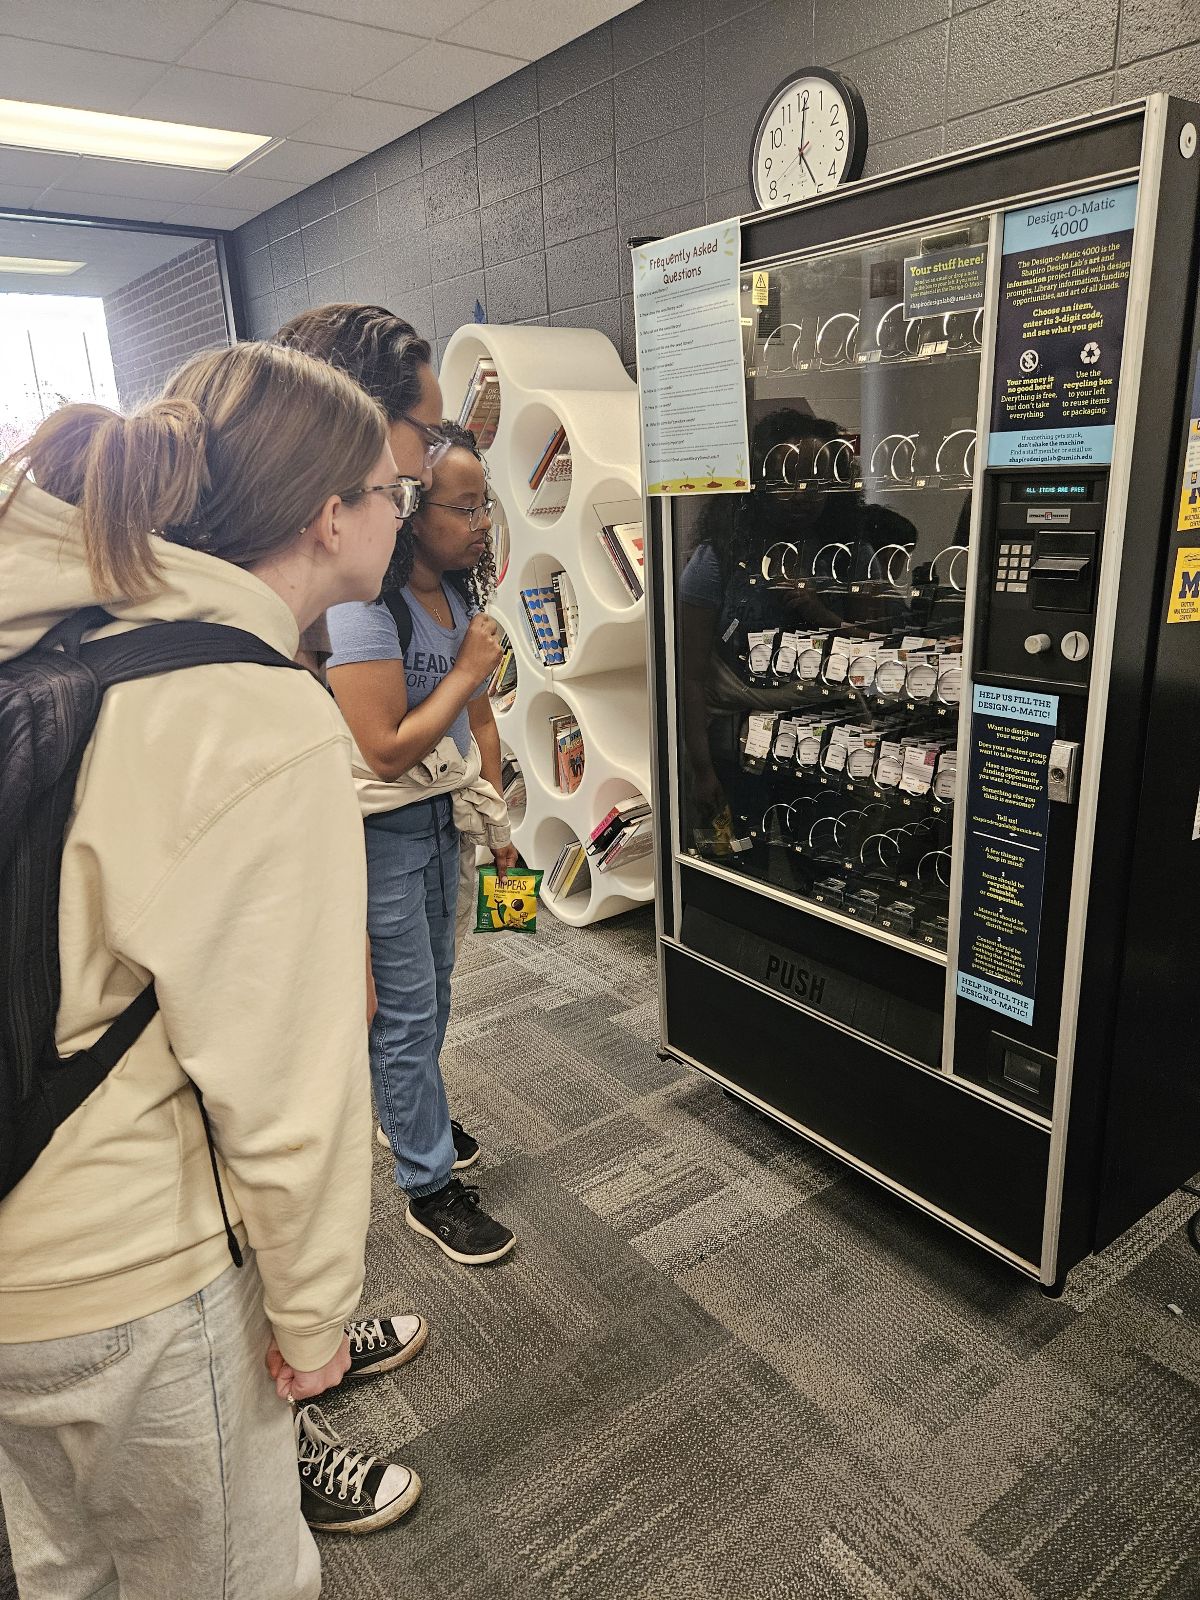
[294,1404,421,1534]
[406,1179,516,1265]
[376,1120,481,1171]
[345,1314,428,1378]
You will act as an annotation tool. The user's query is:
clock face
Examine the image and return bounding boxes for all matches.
[750,71,867,210]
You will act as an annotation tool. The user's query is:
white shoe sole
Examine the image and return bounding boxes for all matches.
[311,1469,423,1535]
[377,1125,481,1171]
[404,1206,516,1265]
[346,1315,429,1377]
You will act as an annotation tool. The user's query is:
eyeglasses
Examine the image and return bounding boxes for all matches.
[399,413,452,467]
[421,496,494,533]
[342,477,423,518]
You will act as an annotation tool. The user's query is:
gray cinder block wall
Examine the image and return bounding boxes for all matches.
[103,240,229,408]
[231,0,1200,375]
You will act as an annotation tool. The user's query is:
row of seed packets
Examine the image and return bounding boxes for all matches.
[745,627,962,705]
[741,707,957,800]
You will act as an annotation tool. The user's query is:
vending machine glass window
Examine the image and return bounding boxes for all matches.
[675,218,989,956]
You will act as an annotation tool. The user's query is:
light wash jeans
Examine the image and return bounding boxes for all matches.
[365,795,459,1198]
[0,1253,320,1600]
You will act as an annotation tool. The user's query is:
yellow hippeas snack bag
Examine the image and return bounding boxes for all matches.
[475,865,543,932]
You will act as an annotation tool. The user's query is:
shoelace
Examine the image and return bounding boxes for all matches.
[445,1180,481,1214]
[346,1318,386,1354]
[294,1404,379,1505]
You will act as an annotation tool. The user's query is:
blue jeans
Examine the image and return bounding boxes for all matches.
[365,796,458,1198]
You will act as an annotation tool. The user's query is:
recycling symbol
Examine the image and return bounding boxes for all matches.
[1019,348,1040,373]
[1081,341,1101,364]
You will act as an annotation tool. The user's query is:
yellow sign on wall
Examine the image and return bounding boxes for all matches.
[751,271,769,306]
[1166,545,1200,623]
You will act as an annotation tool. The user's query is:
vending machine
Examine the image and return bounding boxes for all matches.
[643,95,1200,1287]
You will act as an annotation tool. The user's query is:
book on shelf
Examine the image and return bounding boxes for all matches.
[585,795,651,857]
[550,568,579,658]
[596,819,653,873]
[528,441,571,519]
[529,425,566,490]
[488,643,517,712]
[546,839,590,898]
[519,585,565,666]
[456,358,500,448]
[549,713,584,794]
[596,520,645,601]
[500,755,525,812]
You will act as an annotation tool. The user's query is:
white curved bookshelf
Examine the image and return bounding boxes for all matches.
[441,323,650,926]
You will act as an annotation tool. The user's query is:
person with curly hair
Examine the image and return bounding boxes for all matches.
[276,306,516,1269]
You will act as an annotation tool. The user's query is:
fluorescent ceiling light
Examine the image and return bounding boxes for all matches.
[0,98,273,172]
[0,254,85,276]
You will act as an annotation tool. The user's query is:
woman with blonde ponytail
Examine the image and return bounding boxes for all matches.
[0,342,423,1597]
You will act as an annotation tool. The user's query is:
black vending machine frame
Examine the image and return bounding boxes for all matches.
[644,96,1200,1286]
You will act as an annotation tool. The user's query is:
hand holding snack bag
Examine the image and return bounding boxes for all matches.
[476,865,544,932]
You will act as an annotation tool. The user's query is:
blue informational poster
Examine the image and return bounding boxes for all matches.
[988,183,1137,468]
[956,685,1058,1026]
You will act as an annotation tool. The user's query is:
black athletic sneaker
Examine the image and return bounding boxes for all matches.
[294,1404,421,1534]
[406,1179,516,1265]
[376,1120,481,1171]
[345,1314,428,1378]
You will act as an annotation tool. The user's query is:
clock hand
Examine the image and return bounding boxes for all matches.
[774,139,810,184]
[800,148,818,185]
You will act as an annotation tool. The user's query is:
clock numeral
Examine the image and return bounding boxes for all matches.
[828,161,837,177]
[770,126,783,149]
[830,105,839,123]
[799,89,810,108]
[781,101,792,122]
[834,129,845,150]
[769,180,778,200]
[764,156,773,173]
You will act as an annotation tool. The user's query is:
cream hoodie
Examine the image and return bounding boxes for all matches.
[0,479,373,1369]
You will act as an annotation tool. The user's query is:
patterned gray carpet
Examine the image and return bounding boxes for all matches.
[3,908,1199,1597]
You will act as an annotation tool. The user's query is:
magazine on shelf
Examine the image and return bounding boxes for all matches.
[500,754,526,812]
[596,520,645,601]
[488,644,517,713]
[457,358,500,448]
[519,585,565,665]
[528,441,571,519]
[550,713,584,794]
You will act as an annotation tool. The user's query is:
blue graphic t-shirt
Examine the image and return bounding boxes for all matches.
[325,583,482,758]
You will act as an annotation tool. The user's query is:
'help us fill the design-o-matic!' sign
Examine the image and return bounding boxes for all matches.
[989,183,1137,468]
[631,223,750,496]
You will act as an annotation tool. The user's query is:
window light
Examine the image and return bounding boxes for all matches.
[0,255,85,276]
[0,98,273,172]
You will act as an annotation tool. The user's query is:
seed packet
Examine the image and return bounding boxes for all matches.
[475,865,543,932]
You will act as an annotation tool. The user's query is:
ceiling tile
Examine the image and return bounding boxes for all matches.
[180,3,425,94]
[268,0,488,34]
[443,0,640,57]
[0,0,232,63]
[239,140,358,184]
[0,150,83,187]
[359,41,525,111]
[194,170,304,210]
[290,95,426,151]
[0,39,166,113]
[0,183,44,209]
[128,67,341,138]
[54,158,217,203]
[164,201,259,228]
[36,191,174,222]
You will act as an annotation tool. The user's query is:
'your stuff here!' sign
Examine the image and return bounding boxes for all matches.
[631,223,750,496]
[989,183,1137,468]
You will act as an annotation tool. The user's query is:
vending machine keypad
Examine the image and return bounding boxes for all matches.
[995,542,1032,592]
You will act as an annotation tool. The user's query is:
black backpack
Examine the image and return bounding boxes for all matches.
[0,606,303,1260]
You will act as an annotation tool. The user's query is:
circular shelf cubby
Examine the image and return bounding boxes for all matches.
[511,400,571,530]
[524,687,584,800]
[533,816,593,925]
[583,479,645,614]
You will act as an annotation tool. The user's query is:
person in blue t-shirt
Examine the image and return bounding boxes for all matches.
[278,305,516,1270]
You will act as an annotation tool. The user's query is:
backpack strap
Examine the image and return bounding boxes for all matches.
[381,592,413,655]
